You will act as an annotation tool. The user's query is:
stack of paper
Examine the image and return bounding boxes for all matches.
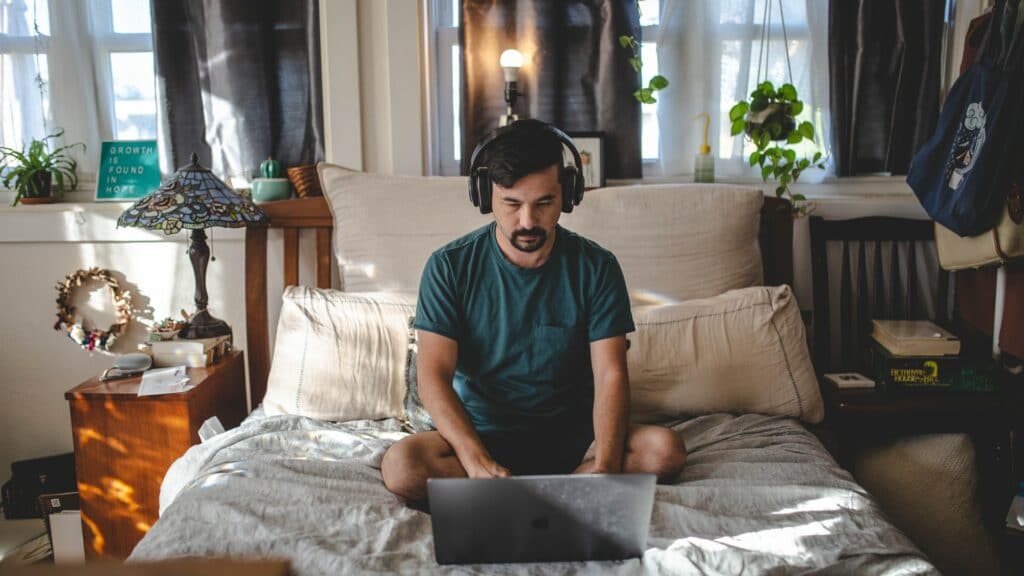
[137,366,193,397]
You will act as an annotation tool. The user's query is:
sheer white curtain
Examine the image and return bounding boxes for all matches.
[1,0,106,178]
[654,0,831,180]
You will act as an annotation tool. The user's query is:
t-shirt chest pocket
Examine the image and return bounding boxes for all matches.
[529,323,583,381]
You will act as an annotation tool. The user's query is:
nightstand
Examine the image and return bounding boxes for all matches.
[64,351,246,559]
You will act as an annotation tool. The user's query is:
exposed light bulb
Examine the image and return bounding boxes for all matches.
[500,49,523,82]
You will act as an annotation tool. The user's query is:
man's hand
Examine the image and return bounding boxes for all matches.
[460,450,511,478]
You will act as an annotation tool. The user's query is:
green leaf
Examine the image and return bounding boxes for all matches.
[813,151,822,163]
[750,95,769,112]
[629,57,642,72]
[618,35,632,48]
[786,131,803,144]
[783,149,796,163]
[779,83,798,101]
[792,193,807,202]
[749,151,761,166]
[757,81,775,96]
[761,165,772,181]
[731,119,746,136]
[729,101,749,122]
[798,158,810,169]
[789,101,804,116]
[775,186,786,198]
[650,75,669,90]
[799,121,815,140]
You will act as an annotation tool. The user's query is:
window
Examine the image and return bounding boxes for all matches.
[0,0,156,179]
[427,0,830,180]
[427,0,461,176]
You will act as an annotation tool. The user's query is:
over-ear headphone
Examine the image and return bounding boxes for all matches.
[468,119,585,215]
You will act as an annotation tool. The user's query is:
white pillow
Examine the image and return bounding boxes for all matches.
[559,183,765,302]
[262,287,416,421]
[319,163,764,302]
[318,163,488,293]
[627,285,823,424]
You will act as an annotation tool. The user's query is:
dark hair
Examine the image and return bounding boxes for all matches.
[485,120,564,188]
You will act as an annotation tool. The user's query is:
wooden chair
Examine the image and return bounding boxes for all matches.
[809,216,953,374]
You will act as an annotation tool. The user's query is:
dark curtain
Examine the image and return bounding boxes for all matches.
[828,0,945,176]
[460,0,641,178]
[151,0,324,175]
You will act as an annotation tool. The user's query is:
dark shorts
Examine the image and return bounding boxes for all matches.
[477,414,595,476]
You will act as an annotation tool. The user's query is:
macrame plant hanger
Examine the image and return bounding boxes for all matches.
[754,0,794,88]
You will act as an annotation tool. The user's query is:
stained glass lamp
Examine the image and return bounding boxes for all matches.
[117,153,268,340]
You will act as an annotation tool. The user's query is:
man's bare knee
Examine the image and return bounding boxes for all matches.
[382,439,430,501]
[651,429,687,482]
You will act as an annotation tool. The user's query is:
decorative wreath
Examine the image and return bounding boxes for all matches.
[54,267,133,354]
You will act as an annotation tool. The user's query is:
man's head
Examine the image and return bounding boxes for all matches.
[483,121,566,255]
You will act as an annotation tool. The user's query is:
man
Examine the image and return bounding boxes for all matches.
[382,120,686,502]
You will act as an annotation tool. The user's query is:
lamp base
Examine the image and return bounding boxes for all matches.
[180,309,233,342]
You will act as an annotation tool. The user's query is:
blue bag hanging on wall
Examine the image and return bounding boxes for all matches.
[907,1,1024,237]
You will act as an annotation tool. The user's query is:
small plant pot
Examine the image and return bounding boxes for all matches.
[251,178,293,203]
[19,171,56,204]
[744,103,796,141]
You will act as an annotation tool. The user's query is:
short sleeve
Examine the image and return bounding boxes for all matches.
[413,252,460,339]
[587,254,635,342]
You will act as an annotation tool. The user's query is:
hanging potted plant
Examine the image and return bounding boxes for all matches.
[729,83,825,216]
[0,129,85,206]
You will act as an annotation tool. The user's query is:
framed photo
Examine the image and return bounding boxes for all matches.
[566,131,605,189]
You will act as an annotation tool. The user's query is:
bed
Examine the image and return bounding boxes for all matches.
[129,168,938,575]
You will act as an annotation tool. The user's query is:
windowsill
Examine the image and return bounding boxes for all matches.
[613,173,916,199]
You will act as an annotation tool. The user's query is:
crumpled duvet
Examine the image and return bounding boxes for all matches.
[129,412,937,575]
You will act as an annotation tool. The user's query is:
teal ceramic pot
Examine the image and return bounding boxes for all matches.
[251,178,292,203]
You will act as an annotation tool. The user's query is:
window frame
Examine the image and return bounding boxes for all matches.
[0,0,155,162]
[88,0,154,142]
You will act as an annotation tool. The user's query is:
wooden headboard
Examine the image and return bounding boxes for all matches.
[243,195,793,409]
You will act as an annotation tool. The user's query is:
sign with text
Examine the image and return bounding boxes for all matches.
[95,140,161,201]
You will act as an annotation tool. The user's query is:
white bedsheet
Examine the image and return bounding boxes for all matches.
[129,412,937,575]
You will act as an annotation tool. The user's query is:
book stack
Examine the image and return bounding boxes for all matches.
[143,335,232,368]
[869,320,993,392]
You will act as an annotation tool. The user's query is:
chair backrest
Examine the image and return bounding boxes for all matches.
[810,216,953,374]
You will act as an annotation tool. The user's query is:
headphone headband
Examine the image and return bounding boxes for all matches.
[468,120,586,214]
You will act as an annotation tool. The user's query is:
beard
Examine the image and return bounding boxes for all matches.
[510,227,548,253]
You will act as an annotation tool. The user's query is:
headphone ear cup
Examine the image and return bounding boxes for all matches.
[477,168,493,214]
[561,166,580,212]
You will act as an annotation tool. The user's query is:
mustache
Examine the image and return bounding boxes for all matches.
[512,228,546,241]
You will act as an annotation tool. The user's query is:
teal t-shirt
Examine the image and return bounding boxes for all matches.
[414,222,634,434]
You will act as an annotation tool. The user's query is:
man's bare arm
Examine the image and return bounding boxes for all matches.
[416,330,510,478]
[589,335,630,473]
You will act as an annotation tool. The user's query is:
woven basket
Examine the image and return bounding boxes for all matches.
[287,164,322,198]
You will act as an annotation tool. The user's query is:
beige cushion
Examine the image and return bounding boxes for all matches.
[318,164,764,302]
[627,285,823,424]
[263,287,416,421]
[318,163,488,292]
[561,184,765,303]
[853,434,997,576]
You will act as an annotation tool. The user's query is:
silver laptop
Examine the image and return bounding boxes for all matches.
[427,473,656,565]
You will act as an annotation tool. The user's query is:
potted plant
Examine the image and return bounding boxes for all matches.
[1,129,85,206]
[729,81,825,214]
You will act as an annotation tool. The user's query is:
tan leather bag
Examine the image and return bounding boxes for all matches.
[935,185,1024,270]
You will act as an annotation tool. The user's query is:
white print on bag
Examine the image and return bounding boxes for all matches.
[947,102,987,190]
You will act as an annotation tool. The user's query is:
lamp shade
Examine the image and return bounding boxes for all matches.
[117,153,268,235]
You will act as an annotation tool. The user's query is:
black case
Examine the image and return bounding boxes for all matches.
[1,452,77,519]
